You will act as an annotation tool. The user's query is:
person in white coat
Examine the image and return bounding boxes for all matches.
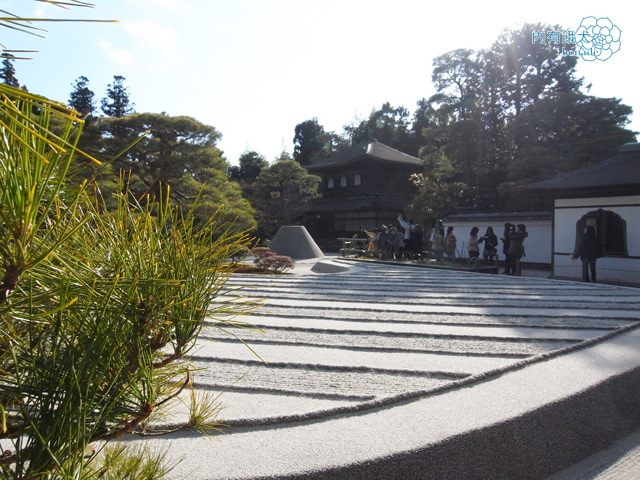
[397,214,415,259]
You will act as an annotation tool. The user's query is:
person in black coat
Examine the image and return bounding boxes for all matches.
[479,226,499,265]
[572,225,604,282]
[500,223,513,274]
[505,224,528,275]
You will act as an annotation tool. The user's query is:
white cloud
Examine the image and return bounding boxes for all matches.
[98,39,135,65]
[122,21,182,59]
[95,20,181,69]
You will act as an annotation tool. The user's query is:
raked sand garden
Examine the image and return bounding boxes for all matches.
[120,258,640,479]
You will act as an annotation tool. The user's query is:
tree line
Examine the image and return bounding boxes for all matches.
[2,22,635,237]
[228,24,635,232]
[2,56,259,233]
[2,55,322,239]
[287,23,635,224]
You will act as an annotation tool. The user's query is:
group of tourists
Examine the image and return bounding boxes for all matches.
[352,216,423,260]
[353,218,530,275]
[356,216,425,260]
[427,225,456,262]
[463,223,528,274]
[352,218,604,282]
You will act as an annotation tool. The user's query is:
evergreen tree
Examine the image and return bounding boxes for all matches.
[0,3,258,478]
[421,24,635,212]
[229,150,269,184]
[0,53,19,87]
[101,75,135,117]
[293,119,349,164]
[68,75,96,118]
[293,118,326,165]
[251,159,321,238]
[490,23,583,118]
[345,102,420,156]
[86,112,256,232]
[508,93,635,182]
[0,82,257,480]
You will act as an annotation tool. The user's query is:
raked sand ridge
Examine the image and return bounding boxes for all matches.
[119,258,640,479]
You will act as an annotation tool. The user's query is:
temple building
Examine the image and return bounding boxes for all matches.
[303,140,422,242]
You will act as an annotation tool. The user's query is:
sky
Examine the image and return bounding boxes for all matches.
[2,0,638,165]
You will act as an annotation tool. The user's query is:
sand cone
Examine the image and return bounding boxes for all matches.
[268,226,324,260]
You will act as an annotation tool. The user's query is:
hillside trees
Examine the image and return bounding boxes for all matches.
[508,93,635,183]
[81,113,256,232]
[420,23,635,212]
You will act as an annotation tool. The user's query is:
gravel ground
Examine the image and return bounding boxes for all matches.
[133,258,640,479]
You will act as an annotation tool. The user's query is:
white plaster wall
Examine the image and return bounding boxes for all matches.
[442,220,551,264]
[553,195,640,284]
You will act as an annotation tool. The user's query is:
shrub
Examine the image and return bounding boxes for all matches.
[0,84,257,479]
[251,246,274,260]
[255,254,295,273]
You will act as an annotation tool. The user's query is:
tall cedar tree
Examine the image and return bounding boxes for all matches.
[68,75,96,118]
[0,53,19,87]
[101,75,135,117]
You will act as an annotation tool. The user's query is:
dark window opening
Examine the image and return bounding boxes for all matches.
[575,209,628,257]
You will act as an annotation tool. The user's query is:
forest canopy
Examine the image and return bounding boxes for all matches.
[2,20,634,236]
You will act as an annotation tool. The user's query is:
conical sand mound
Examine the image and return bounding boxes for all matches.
[268,225,324,260]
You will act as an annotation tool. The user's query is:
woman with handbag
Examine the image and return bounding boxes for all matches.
[480,226,498,265]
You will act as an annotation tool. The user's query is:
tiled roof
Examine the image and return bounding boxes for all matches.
[306,140,421,170]
[518,143,640,194]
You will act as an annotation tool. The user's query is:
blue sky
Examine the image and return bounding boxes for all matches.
[2,0,638,165]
